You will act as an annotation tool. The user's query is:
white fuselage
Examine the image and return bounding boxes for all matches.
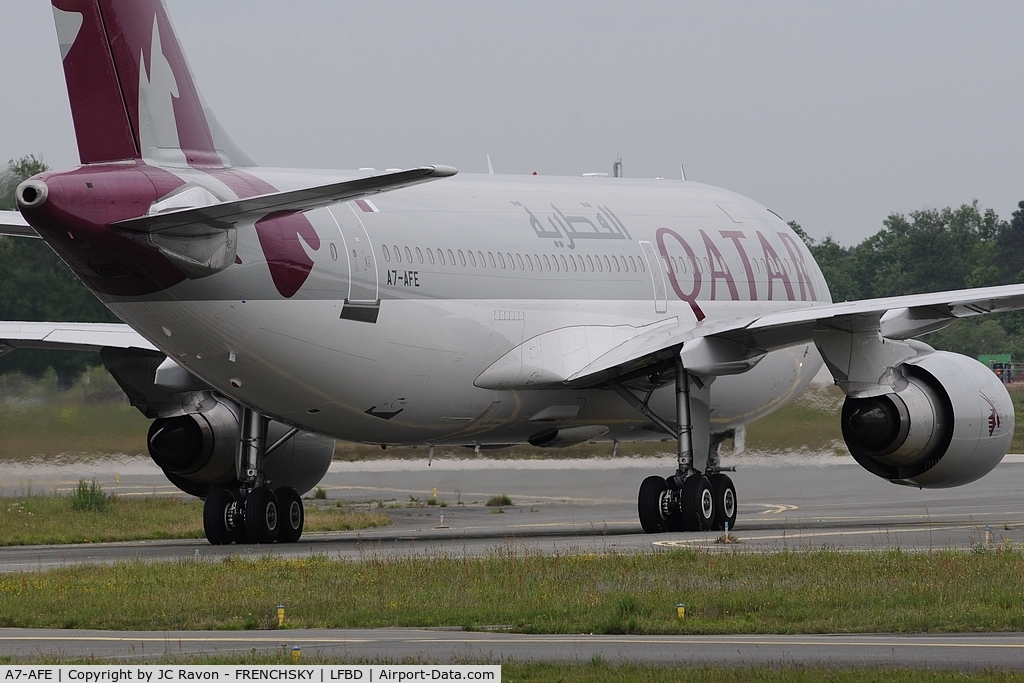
[99,170,830,448]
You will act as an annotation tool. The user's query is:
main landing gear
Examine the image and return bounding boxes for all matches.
[611,356,738,534]
[202,410,305,545]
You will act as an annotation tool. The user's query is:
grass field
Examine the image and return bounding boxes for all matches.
[2,368,1022,461]
[495,664,1024,683]
[0,486,390,546]
[2,549,1023,633]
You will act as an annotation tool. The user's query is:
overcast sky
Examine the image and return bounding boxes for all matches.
[2,1,1022,244]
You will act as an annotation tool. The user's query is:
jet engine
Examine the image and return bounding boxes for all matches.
[841,351,1013,488]
[147,396,334,497]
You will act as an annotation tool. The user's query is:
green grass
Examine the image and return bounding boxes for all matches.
[506,664,1024,683]
[741,382,846,455]
[303,503,391,534]
[0,401,149,459]
[1010,384,1024,453]
[0,490,390,546]
[69,478,110,512]
[2,549,1024,633]
[0,369,149,460]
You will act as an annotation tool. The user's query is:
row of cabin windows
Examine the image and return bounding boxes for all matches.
[380,245,647,275]
[378,245,800,280]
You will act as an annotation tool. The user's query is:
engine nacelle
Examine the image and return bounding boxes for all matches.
[841,351,1014,488]
[148,399,240,489]
[147,397,334,497]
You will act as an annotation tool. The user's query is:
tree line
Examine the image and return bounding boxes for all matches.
[791,199,1024,361]
[1,154,1023,384]
[0,156,119,384]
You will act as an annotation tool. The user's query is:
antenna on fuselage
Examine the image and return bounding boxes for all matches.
[680,164,687,181]
[487,154,495,175]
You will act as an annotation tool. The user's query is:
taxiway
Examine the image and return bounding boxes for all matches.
[2,453,1022,572]
[1,628,1024,670]
[3,453,1024,668]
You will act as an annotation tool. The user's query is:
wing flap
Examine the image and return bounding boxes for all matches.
[0,321,157,354]
[113,165,457,233]
[749,284,1024,334]
[0,210,39,238]
[481,283,1024,390]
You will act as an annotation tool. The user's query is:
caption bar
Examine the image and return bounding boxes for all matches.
[0,667,499,683]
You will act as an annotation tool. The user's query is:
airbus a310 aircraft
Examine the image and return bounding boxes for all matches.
[2,0,1023,545]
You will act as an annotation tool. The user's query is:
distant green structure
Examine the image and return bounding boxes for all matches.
[978,354,1013,383]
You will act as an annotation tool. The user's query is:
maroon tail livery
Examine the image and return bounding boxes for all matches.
[54,0,221,165]
[47,0,320,298]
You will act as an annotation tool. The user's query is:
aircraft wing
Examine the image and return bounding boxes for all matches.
[113,165,458,234]
[0,321,158,355]
[476,283,1024,390]
[0,210,39,238]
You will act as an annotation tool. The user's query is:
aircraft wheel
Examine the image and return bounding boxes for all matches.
[276,487,304,543]
[203,487,237,545]
[681,475,715,532]
[709,473,738,531]
[245,487,280,544]
[226,490,249,544]
[638,476,669,533]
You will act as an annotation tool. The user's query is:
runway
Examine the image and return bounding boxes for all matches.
[2,628,1024,671]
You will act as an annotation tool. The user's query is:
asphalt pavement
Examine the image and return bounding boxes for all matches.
[3,452,1024,668]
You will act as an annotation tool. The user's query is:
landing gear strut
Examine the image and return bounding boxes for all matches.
[201,408,304,545]
[612,355,739,534]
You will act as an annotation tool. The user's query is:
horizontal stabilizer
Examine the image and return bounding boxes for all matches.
[114,166,458,233]
[0,321,157,355]
[0,210,39,238]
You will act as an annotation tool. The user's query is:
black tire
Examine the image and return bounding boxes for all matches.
[665,506,687,532]
[203,487,236,545]
[244,487,280,544]
[709,473,738,531]
[662,475,687,532]
[229,489,248,544]
[638,476,669,533]
[276,487,304,543]
[681,475,715,532]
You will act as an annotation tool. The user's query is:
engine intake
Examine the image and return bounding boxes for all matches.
[841,351,1013,488]
[148,400,239,487]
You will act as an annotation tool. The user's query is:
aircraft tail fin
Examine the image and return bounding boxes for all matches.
[51,0,254,167]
